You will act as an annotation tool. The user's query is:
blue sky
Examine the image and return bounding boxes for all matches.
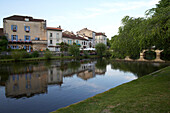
[0,0,159,39]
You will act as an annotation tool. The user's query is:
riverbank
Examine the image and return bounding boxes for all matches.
[0,55,99,63]
[52,66,170,113]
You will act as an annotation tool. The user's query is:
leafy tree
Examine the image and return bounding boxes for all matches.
[68,45,80,58]
[0,36,8,52]
[95,43,107,57]
[111,0,170,60]
[59,42,69,52]
[44,50,52,60]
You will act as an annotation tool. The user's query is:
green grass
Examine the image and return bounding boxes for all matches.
[52,66,170,113]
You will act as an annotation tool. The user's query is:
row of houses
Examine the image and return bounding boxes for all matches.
[1,15,107,52]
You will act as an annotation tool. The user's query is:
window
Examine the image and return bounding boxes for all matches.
[50,40,52,44]
[25,26,30,32]
[13,35,16,40]
[50,33,52,37]
[11,25,17,32]
[26,36,29,40]
[35,37,40,40]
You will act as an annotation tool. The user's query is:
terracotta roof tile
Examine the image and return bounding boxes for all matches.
[47,27,62,31]
[62,32,88,41]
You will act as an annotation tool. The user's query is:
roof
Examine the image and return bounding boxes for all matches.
[96,32,107,37]
[3,15,45,22]
[0,28,4,36]
[62,32,88,41]
[46,27,62,31]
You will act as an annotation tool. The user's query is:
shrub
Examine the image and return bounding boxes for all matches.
[32,51,39,58]
[68,45,80,58]
[95,43,107,57]
[61,53,64,57]
[44,50,52,60]
[11,50,23,61]
[84,51,89,58]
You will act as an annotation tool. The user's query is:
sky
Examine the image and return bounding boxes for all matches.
[0,0,159,39]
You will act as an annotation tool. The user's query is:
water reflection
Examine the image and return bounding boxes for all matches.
[0,59,169,99]
[0,59,107,99]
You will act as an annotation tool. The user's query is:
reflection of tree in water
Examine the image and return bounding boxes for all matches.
[0,62,45,85]
[68,61,81,71]
[111,61,169,77]
[95,58,107,70]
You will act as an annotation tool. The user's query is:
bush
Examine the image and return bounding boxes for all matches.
[84,51,89,58]
[22,51,31,58]
[61,53,64,57]
[44,50,52,60]
[95,43,107,57]
[105,50,112,57]
[68,45,80,58]
[11,50,23,61]
[32,51,39,58]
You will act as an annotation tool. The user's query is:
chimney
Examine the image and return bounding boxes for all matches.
[58,25,61,28]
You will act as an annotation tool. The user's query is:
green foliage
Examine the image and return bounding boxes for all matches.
[68,45,80,58]
[111,0,170,59]
[83,51,89,58]
[0,36,8,52]
[31,51,39,58]
[44,50,52,60]
[11,50,24,61]
[61,53,64,57]
[59,42,69,52]
[95,43,107,57]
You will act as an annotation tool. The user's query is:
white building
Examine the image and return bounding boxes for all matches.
[47,27,62,51]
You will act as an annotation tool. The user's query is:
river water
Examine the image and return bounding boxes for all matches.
[0,59,169,113]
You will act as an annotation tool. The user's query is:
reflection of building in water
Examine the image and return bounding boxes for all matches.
[48,66,63,85]
[77,63,96,80]
[6,71,47,98]
[95,68,106,75]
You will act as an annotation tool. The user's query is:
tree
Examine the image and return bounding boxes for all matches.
[0,36,8,52]
[59,42,69,52]
[68,45,80,58]
[95,43,107,57]
[111,0,170,60]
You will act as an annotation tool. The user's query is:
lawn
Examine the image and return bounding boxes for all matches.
[52,66,170,113]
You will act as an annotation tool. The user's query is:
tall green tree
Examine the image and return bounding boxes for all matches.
[95,43,107,57]
[111,0,170,59]
[68,45,80,58]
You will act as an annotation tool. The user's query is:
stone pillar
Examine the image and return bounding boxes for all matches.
[138,50,147,61]
[125,56,132,61]
[154,50,164,62]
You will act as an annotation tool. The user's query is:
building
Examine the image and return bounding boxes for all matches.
[77,28,96,48]
[62,31,89,49]
[95,32,107,45]
[77,28,107,47]
[47,27,62,51]
[3,15,47,52]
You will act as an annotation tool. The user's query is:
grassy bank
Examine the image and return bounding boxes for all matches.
[0,55,99,63]
[52,66,170,113]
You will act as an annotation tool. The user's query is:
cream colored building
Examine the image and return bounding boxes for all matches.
[3,15,47,52]
[95,33,107,45]
[77,28,95,48]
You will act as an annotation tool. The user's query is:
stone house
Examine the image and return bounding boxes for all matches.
[3,15,47,52]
